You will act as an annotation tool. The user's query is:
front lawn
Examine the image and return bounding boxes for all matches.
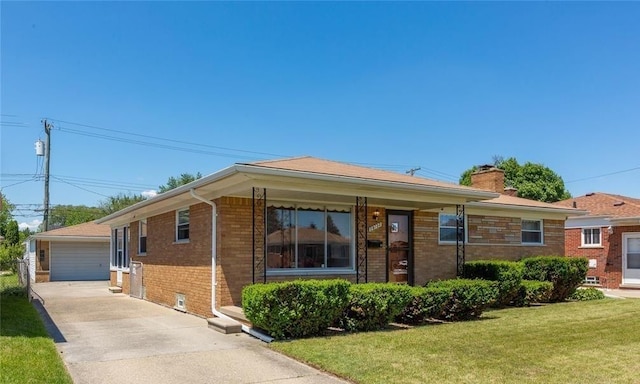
[0,274,72,384]
[272,298,640,384]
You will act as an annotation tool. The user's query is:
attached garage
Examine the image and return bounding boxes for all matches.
[50,241,109,281]
[30,221,111,282]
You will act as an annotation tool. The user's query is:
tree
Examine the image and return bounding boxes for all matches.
[158,172,202,193]
[99,193,146,215]
[0,193,15,239]
[459,156,571,203]
[48,205,103,228]
[4,220,19,245]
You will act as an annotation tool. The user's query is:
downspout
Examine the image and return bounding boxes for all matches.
[190,189,273,343]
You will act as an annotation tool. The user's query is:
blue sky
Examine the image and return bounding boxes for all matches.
[2,2,639,230]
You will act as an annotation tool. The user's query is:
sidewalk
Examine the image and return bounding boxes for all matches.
[599,288,640,299]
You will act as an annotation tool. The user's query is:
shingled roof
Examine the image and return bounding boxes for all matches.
[554,192,640,218]
[33,221,110,240]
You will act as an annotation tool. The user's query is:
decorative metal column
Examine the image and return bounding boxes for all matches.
[252,188,266,284]
[456,204,466,276]
[355,196,368,283]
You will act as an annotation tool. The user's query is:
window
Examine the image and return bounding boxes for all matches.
[266,206,353,271]
[139,219,147,254]
[112,227,129,269]
[521,219,543,244]
[439,213,465,243]
[176,209,189,241]
[582,228,601,247]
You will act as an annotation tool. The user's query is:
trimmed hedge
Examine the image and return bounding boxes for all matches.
[569,287,606,301]
[336,283,413,332]
[395,286,450,325]
[242,279,350,339]
[513,280,553,306]
[425,279,499,321]
[521,256,589,302]
[463,260,523,307]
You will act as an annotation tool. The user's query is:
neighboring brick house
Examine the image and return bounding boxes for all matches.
[555,193,640,289]
[97,157,580,320]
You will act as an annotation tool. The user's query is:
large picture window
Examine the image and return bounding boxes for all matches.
[582,228,601,247]
[521,219,543,244]
[266,206,353,271]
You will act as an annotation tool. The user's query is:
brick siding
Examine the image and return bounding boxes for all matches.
[565,225,640,289]
[121,197,567,319]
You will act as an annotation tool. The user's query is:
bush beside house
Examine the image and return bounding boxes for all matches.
[521,256,589,302]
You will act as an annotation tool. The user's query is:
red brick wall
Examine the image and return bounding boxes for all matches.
[129,202,213,318]
[565,225,640,288]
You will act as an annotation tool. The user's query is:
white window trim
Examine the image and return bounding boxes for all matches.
[175,208,190,243]
[521,219,544,245]
[138,219,147,255]
[581,227,602,247]
[111,226,130,271]
[438,213,468,245]
[265,205,356,274]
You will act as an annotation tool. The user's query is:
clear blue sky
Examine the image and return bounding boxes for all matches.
[2,2,639,230]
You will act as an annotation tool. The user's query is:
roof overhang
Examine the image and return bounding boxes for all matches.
[609,216,640,226]
[465,201,587,220]
[97,163,499,227]
[32,235,109,242]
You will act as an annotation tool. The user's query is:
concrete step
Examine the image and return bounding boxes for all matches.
[108,286,122,293]
[207,317,242,334]
[619,284,640,290]
[219,306,249,324]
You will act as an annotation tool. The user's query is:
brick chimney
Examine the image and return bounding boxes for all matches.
[470,165,518,197]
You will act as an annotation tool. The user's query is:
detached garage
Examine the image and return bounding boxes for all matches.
[29,221,110,282]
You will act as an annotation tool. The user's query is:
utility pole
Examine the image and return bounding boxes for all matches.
[42,120,52,231]
[406,167,421,176]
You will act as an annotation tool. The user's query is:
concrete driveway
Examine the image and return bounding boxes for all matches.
[32,281,349,384]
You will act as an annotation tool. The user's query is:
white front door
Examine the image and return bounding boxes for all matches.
[622,233,640,285]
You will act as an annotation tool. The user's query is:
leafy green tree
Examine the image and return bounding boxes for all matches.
[48,205,103,228]
[158,172,202,193]
[459,156,571,203]
[0,193,15,239]
[4,220,19,245]
[99,193,146,215]
[19,228,32,243]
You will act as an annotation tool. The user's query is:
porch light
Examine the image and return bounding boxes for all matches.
[372,209,380,221]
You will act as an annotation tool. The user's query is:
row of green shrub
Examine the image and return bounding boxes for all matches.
[242,256,593,340]
[242,278,500,339]
[463,256,589,306]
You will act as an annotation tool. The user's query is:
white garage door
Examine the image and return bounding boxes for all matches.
[50,242,110,281]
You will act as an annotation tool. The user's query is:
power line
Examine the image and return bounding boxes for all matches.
[566,166,640,183]
[48,117,291,159]
[50,175,110,198]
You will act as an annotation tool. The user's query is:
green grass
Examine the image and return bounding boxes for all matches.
[271,299,640,384]
[0,274,73,384]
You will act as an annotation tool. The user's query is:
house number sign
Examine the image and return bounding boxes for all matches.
[368,222,383,232]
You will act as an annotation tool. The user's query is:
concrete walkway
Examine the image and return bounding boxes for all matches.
[600,288,640,299]
[32,281,349,384]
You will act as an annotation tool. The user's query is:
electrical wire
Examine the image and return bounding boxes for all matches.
[566,167,640,184]
[50,175,111,198]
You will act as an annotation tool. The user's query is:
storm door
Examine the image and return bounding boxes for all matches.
[386,211,413,285]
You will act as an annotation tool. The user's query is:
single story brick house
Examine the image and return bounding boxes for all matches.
[25,221,111,282]
[97,157,581,319]
[554,192,640,289]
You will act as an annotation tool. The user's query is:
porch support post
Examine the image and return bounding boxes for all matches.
[356,196,368,283]
[456,204,466,276]
[252,187,266,284]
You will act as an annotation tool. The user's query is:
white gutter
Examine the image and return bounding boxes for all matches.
[190,189,273,343]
